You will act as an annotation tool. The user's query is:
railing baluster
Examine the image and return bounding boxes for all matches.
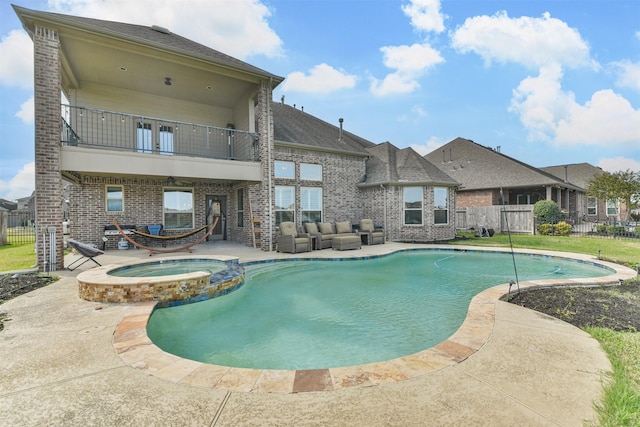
[60,104,257,161]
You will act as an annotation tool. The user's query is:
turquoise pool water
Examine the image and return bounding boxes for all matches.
[146,250,611,370]
[108,258,226,277]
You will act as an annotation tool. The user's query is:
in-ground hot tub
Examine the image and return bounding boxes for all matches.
[76,256,244,304]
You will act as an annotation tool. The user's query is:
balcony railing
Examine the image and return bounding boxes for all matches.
[61,105,259,161]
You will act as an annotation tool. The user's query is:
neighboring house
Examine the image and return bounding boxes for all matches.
[540,163,626,222]
[424,138,585,232]
[15,6,458,271]
[0,199,17,212]
[15,192,35,212]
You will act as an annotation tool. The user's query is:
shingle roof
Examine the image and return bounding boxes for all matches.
[424,137,583,191]
[362,142,459,187]
[540,163,604,189]
[272,103,374,155]
[13,5,283,82]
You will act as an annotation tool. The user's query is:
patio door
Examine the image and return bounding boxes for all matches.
[206,195,226,241]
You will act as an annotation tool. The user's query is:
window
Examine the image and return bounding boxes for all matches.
[106,185,123,212]
[137,122,152,153]
[434,187,448,224]
[301,187,322,223]
[274,186,295,225]
[237,188,244,227]
[301,163,322,181]
[159,125,174,155]
[606,199,617,216]
[404,187,423,225]
[587,197,597,215]
[274,161,295,179]
[163,188,194,229]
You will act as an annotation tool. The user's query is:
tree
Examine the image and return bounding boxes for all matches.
[587,169,640,222]
[533,200,563,223]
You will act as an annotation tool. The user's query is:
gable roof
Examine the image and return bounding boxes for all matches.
[424,137,583,191]
[13,5,283,83]
[272,103,374,155]
[540,163,604,189]
[362,142,459,187]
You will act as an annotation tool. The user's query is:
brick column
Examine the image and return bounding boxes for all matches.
[33,25,64,271]
[255,80,274,251]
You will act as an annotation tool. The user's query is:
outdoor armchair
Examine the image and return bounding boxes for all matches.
[359,219,385,245]
[277,221,312,253]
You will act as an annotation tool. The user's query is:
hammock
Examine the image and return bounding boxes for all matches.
[113,217,219,256]
[132,224,208,241]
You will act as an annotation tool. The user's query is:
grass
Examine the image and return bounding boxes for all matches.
[0,243,36,271]
[585,328,640,427]
[451,232,640,268]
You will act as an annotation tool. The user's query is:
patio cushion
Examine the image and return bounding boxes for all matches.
[280,221,297,236]
[318,222,333,234]
[304,223,319,234]
[335,221,352,234]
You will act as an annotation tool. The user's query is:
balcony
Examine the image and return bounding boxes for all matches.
[61,105,259,161]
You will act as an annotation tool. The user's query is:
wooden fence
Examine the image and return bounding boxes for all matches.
[456,205,534,234]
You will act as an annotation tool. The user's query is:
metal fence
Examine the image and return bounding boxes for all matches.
[535,217,640,240]
[0,210,36,245]
[61,104,259,161]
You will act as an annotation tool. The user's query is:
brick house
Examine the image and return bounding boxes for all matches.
[425,138,585,217]
[15,6,458,271]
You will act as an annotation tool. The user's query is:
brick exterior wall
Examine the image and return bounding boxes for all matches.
[33,25,64,271]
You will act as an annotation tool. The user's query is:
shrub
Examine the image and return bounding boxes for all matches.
[596,224,608,234]
[533,200,563,223]
[634,227,640,237]
[537,223,553,235]
[555,221,572,236]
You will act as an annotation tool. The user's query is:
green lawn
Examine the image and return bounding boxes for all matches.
[0,243,36,271]
[451,232,640,268]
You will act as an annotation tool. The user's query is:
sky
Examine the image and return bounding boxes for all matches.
[1,0,639,201]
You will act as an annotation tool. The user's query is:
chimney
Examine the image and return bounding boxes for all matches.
[280,95,285,104]
[338,118,344,141]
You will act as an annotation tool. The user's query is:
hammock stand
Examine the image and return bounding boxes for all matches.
[132,224,208,241]
[113,217,219,256]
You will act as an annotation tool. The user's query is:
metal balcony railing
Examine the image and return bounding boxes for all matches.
[61,105,259,161]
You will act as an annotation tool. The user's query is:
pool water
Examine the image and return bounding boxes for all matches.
[146,250,611,370]
[108,259,226,277]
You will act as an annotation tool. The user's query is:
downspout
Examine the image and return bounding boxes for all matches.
[267,78,274,251]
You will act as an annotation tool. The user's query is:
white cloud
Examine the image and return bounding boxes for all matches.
[0,162,34,201]
[370,43,444,96]
[410,136,446,156]
[401,0,446,33]
[0,30,33,89]
[15,97,34,124]
[509,66,640,147]
[610,60,640,92]
[48,0,283,60]
[281,64,357,93]
[451,11,598,71]
[597,157,640,173]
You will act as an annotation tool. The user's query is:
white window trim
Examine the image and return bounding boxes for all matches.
[434,187,449,225]
[106,185,124,212]
[300,163,323,181]
[274,161,295,179]
[403,186,423,226]
[163,187,194,230]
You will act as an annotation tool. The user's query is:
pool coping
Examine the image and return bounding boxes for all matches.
[111,247,636,393]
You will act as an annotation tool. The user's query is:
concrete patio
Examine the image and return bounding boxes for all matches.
[1,241,635,426]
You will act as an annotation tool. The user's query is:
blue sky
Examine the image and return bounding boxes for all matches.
[1,0,639,201]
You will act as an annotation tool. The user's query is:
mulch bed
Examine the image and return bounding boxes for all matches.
[0,273,58,331]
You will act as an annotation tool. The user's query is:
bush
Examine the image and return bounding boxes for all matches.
[596,224,608,234]
[537,223,553,235]
[533,200,563,223]
[555,221,572,236]
[635,227,640,237]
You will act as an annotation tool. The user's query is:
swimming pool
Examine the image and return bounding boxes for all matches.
[108,258,226,277]
[146,249,612,370]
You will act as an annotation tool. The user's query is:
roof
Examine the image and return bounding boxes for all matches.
[272,103,374,155]
[424,138,584,191]
[540,163,604,189]
[0,199,17,211]
[13,5,283,83]
[362,142,459,187]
